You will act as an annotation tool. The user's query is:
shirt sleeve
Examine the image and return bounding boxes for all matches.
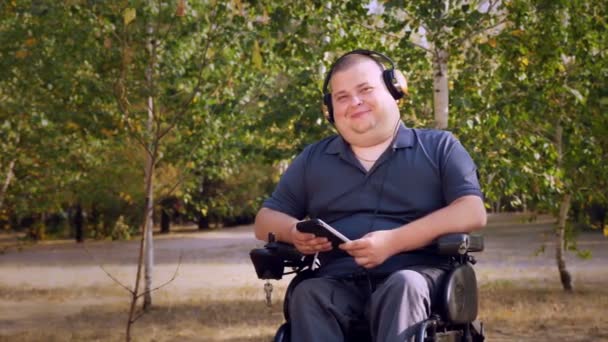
[262,146,311,220]
[440,134,484,204]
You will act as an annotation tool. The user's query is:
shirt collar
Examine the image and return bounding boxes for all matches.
[392,122,415,149]
[325,121,415,155]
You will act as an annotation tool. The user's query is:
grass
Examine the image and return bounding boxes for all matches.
[1,280,607,342]
[1,217,606,341]
[479,280,608,341]
[0,284,287,342]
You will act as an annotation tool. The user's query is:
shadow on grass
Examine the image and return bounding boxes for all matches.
[479,280,608,341]
[66,298,285,341]
[1,296,285,341]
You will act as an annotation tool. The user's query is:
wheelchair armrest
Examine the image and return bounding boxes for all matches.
[250,241,307,280]
[429,233,484,255]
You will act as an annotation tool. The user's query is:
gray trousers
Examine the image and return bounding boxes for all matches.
[289,267,446,342]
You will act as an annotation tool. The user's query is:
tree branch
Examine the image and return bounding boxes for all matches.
[456,19,508,46]
[81,244,134,294]
[156,2,226,142]
[136,251,183,299]
[359,22,434,54]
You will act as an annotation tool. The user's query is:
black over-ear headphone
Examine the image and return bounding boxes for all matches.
[322,49,408,124]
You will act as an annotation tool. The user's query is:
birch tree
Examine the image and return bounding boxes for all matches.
[463,0,607,291]
[379,0,507,129]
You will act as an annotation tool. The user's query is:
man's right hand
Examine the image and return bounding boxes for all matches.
[291,223,333,255]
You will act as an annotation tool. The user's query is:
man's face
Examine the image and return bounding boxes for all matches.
[329,59,400,147]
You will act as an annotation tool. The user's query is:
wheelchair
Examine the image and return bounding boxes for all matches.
[250,233,485,342]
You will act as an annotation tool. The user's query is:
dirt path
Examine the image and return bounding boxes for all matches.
[2,214,605,289]
[0,213,607,341]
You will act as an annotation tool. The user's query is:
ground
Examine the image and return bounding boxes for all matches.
[0,213,606,341]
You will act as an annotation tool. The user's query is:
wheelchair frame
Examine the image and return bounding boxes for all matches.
[250,233,485,342]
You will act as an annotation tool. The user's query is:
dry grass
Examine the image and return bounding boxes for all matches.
[1,280,607,342]
[1,218,607,341]
[0,284,288,342]
[479,280,608,341]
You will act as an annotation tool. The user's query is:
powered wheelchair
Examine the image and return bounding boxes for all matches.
[250,232,485,342]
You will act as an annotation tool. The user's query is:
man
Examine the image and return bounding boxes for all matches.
[254,50,486,342]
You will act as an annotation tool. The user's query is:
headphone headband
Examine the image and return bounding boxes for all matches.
[321,49,407,124]
[322,49,396,96]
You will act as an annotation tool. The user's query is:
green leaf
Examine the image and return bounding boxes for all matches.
[565,85,586,105]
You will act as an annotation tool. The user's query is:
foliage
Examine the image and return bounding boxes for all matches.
[474,0,607,216]
[0,0,606,244]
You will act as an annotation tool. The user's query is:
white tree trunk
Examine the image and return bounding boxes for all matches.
[0,159,16,209]
[433,49,449,129]
[143,19,155,311]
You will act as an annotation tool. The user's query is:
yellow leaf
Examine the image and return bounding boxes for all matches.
[487,38,497,48]
[604,225,608,237]
[519,57,529,67]
[120,192,132,203]
[66,121,80,130]
[123,8,136,26]
[25,37,37,47]
[15,49,28,59]
[233,0,243,15]
[252,40,262,69]
[176,0,186,17]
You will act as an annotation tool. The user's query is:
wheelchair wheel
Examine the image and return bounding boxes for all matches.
[273,322,290,342]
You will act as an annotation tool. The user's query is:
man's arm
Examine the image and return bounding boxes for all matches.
[254,207,333,254]
[254,207,299,243]
[340,195,486,268]
[389,195,486,252]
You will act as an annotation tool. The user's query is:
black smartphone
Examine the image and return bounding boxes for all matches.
[296,218,351,247]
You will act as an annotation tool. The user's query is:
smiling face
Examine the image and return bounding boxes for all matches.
[329,57,401,147]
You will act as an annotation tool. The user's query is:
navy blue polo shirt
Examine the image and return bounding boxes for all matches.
[263,123,483,277]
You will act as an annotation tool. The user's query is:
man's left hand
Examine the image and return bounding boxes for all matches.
[339,230,396,269]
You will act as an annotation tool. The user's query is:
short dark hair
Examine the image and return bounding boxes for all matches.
[328,53,386,86]
[330,53,385,80]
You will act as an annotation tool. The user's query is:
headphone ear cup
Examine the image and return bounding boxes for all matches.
[323,93,334,124]
[383,69,407,100]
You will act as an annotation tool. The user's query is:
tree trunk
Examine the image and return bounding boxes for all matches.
[554,123,573,291]
[198,214,209,230]
[0,159,16,210]
[142,18,156,310]
[433,48,449,129]
[556,193,573,291]
[74,204,84,243]
[142,176,154,310]
[160,209,170,234]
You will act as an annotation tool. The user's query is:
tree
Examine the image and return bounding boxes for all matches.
[85,1,272,337]
[378,0,507,129]
[471,0,607,290]
[0,0,120,239]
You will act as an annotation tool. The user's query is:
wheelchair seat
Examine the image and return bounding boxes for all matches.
[250,233,485,342]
